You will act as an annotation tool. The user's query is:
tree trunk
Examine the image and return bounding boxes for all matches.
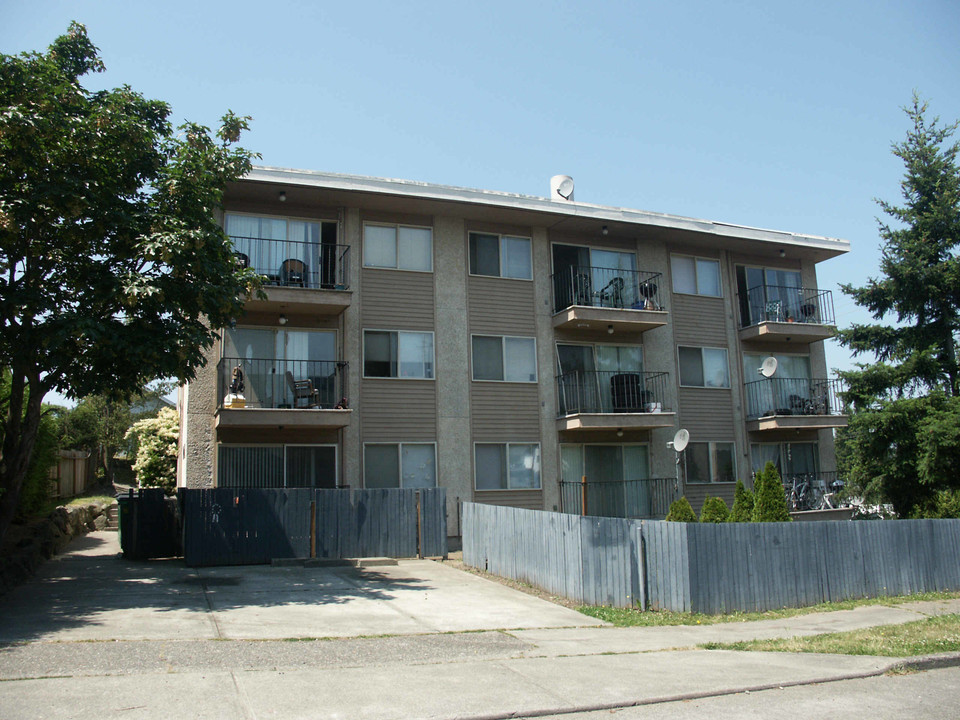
[0,372,45,545]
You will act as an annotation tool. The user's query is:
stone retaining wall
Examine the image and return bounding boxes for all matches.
[0,500,114,596]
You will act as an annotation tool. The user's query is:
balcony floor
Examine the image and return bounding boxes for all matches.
[553,306,668,334]
[215,407,352,430]
[557,411,676,432]
[739,321,835,344]
[746,414,848,432]
[243,286,352,316]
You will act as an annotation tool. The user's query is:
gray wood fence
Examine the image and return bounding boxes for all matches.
[182,488,446,567]
[462,502,960,611]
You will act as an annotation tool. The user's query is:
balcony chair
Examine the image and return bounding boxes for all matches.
[280,258,307,287]
[285,371,320,408]
[597,276,625,308]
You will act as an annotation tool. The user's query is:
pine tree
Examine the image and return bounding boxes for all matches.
[665,496,698,522]
[699,496,730,523]
[751,463,792,522]
[728,479,755,522]
[837,95,960,516]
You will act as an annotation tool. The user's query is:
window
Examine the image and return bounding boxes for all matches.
[472,336,537,382]
[364,443,436,488]
[678,347,729,388]
[469,233,532,279]
[218,445,337,488]
[750,442,818,479]
[671,255,721,296]
[736,266,808,326]
[475,443,541,490]
[363,224,432,271]
[363,331,434,379]
[684,442,736,483]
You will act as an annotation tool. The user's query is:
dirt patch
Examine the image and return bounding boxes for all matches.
[439,552,582,610]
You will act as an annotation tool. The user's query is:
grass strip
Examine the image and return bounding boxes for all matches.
[577,590,960,627]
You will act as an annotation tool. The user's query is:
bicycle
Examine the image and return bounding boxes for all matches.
[787,474,826,511]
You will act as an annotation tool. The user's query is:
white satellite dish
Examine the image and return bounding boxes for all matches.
[758,356,778,378]
[556,177,575,200]
[672,428,690,452]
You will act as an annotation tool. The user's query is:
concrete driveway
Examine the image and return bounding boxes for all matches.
[0,531,600,644]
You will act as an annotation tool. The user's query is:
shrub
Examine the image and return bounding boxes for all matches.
[728,479,755,522]
[665,496,698,522]
[751,462,792,522]
[699,496,729,523]
[125,407,179,495]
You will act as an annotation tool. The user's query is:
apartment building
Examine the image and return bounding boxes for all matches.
[177,168,850,536]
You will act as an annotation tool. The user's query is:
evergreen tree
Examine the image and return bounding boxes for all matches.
[751,463,792,522]
[728,479,755,522]
[665,496,698,522]
[699,496,729,523]
[837,96,960,516]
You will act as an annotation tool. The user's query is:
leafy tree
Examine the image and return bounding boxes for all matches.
[836,96,960,516]
[699,496,729,523]
[665,496,698,523]
[125,407,178,494]
[751,462,792,522]
[728,479,755,522]
[0,24,259,542]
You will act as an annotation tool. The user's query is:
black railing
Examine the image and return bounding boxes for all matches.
[229,236,350,290]
[552,267,663,314]
[218,357,348,410]
[557,370,671,416]
[741,284,834,327]
[781,471,846,511]
[744,378,844,420]
[560,477,678,519]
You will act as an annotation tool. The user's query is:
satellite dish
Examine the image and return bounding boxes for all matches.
[556,177,575,200]
[672,429,690,453]
[758,356,778,378]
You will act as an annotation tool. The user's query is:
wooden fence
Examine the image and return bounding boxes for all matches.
[49,450,91,499]
[181,488,447,567]
[462,502,960,611]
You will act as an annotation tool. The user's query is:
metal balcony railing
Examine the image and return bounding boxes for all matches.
[781,471,846,511]
[218,357,348,410]
[551,266,663,314]
[560,477,678,519]
[741,284,835,327]
[229,236,350,290]
[557,370,671,416]
[744,378,844,420]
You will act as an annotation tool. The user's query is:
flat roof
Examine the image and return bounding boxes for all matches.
[243,166,850,259]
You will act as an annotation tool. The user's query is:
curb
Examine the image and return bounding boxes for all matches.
[455,652,960,720]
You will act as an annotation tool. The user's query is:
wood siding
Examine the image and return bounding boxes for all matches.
[474,490,543,510]
[361,269,434,330]
[361,379,436,440]
[470,384,541,439]
[468,276,537,335]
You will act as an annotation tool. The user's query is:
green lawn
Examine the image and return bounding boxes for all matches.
[577,590,960,628]
[700,613,960,657]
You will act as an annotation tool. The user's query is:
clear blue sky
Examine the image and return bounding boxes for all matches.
[3,0,959,402]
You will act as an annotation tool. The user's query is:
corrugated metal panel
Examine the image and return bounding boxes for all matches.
[470,384,540,439]
[361,379,437,440]
[467,276,537,335]
[361,269,435,329]
[672,293,727,346]
[473,490,543,510]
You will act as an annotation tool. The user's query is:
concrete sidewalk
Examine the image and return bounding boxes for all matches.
[1,531,958,720]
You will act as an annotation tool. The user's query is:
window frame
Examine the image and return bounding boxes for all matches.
[470,334,538,383]
[362,222,434,272]
[362,442,438,489]
[468,232,533,280]
[677,346,730,388]
[473,442,542,491]
[362,329,435,380]
[671,254,722,297]
[683,441,737,484]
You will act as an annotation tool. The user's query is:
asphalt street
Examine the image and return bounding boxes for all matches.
[1,531,958,720]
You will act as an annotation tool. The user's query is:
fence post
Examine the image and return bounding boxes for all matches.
[416,490,423,559]
[581,475,588,517]
[310,499,316,559]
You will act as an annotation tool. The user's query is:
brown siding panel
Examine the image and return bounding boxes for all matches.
[673,294,727,346]
[361,379,436,441]
[361,269,435,330]
[677,388,736,440]
[474,490,543,510]
[471,384,541,440]
[468,276,537,335]
[684,483,737,516]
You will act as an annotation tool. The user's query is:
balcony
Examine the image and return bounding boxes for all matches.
[744,378,847,432]
[215,357,352,429]
[738,285,836,344]
[556,370,675,432]
[551,267,668,334]
[560,477,679,519]
[781,471,846,512]
[231,235,352,315]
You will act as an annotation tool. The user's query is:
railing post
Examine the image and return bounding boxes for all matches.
[581,475,588,517]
